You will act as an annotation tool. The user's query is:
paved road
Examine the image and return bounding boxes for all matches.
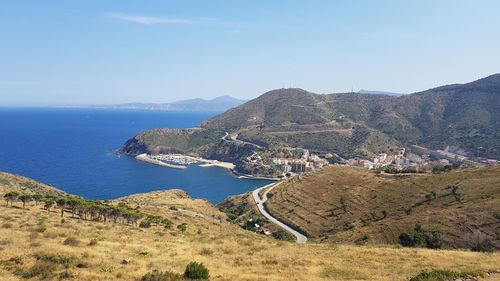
[222,132,263,149]
[252,182,308,243]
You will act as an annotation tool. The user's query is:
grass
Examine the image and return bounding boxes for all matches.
[1,199,499,281]
[261,166,500,247]
[319,267,367,280]
[1,172,499,281]
[408,269,484,281]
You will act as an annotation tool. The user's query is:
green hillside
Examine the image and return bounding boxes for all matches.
[121,74,500,177]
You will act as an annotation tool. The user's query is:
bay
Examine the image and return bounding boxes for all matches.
[0,108,271,203]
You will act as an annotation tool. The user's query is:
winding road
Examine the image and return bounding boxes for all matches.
[252,182,308,243]
[222,132,263,149]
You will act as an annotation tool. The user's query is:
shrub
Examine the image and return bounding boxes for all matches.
[139,220,152,228]
[63,237,80,246]
[184,262,209,280]
[354,235,370,246]
[470,239,495,253]
[88,238,98,246]
[145,215,162,225]
[424,230,443,249]
[271,230,295,241]
[34,253,73,266]
[177,223,187,233]
[409,269,483,281]
[141,270,183,281]
[463,231,495,253]
[76,262,89,268]
[9,256,24,265]
[14,261,58,279]
[162,219,173,229]
[399,225,443,249]
[199,248,214,256]
[59,270,74,279]
[399,232,422,247]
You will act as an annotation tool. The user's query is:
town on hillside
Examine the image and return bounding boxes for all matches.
[270,145,499,177]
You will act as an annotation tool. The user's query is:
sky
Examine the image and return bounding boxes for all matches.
[1,0,499,106]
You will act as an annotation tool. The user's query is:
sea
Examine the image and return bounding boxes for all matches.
[0,108,272,203]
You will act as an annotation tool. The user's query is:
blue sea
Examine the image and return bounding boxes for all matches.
[0,108,271,203]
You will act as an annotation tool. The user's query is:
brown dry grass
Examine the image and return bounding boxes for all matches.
[263,166,500,246]
[1,172,499,280]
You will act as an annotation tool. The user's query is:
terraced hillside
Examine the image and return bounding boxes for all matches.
[262,166,500,247]
[2,172,500,280]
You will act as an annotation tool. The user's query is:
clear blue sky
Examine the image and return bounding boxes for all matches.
[1,0,499,106]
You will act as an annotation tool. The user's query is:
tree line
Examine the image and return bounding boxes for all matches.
[3,191,144,226]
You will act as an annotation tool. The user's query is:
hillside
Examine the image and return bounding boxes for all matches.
[1,172,500,281]
[121,74,500,177]
[0,172,65,197]
[222,166,500,248]
[203,74,500,159]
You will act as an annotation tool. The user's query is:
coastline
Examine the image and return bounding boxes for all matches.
[235,173,280,181]
[135,153,235,170]
[134,153,281,180]
[135,154,187,169]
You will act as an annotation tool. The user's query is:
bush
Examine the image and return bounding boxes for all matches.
[424,230,443,249]
[34,253,73,266]
[9,256,23,265]
[177,223,187,233]
[63,237,80,246]
[141,270,183,281]
[88,238,98,246]
[271,230,295,241]
[399,225,443,249]
[14,261,58,279]
[409,269,483,281]
[199,248,214,256]
[14,253,74,279]
[399,232,422,247]
[354,235,370,246]
[184,262,209,280]
[475,242,494,253]
[432,163,460,174]
[463,231,495,253]
[162,219,173,229]
[139,220,152,228]
[59,270,74,279]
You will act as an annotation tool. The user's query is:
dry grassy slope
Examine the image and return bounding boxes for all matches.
[1,172,500,281]
[0,172,65,196]
[264,166,500,246]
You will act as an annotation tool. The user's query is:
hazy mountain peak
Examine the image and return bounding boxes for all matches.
[358,89,405,96]
[90,95,246,112]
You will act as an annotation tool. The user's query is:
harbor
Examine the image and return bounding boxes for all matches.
[135,153,235,170]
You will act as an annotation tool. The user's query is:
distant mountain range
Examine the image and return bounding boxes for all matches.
[358,89,405,96]
[122,74,500,176]
[90,95,246,112]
